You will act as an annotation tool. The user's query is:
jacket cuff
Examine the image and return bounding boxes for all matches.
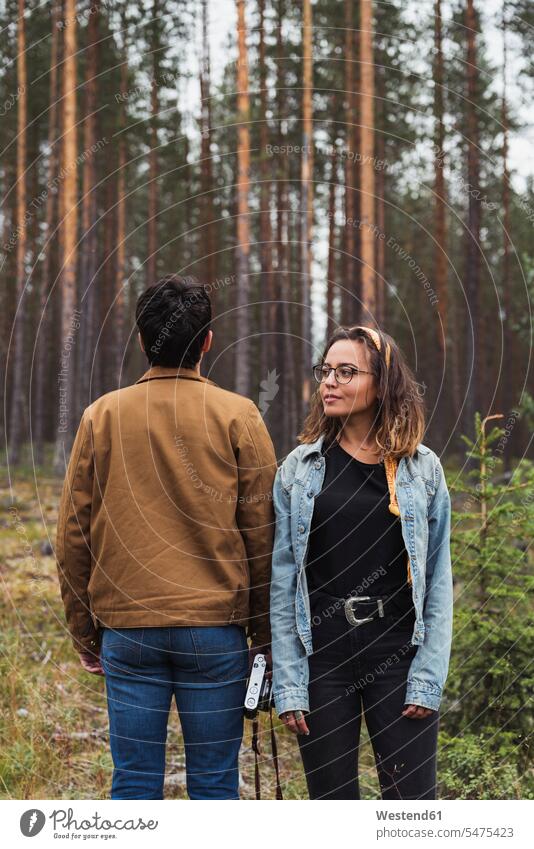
[273,687,310,717]
[405,682,442,712]
[72,626,101,654]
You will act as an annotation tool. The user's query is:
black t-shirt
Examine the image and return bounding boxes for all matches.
[306,439,413,609]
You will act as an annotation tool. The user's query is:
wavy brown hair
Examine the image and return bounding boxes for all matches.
[298,326,426,460]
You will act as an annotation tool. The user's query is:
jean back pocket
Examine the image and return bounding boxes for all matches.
[190,625,248,684]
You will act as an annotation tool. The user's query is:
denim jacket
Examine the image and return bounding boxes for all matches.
[270,435,453,715]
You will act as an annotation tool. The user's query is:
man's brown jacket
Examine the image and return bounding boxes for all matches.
[55,366,277,653]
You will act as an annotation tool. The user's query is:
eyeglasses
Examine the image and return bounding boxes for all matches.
[312,364,374,384]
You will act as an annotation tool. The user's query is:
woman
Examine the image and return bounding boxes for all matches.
[270,325,453,800]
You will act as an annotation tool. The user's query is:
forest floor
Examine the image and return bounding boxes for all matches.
[0,467,386,800]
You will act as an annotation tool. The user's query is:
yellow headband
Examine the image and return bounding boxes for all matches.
[352,326,391,369]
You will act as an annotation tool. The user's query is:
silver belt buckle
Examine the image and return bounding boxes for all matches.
[345,595,384,626]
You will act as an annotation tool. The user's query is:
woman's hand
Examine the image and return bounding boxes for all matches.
[402,703,435,719]
[279,710,310,735]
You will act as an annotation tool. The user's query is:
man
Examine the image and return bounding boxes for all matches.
[56,274,277,799]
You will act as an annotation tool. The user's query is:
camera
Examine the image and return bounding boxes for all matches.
[244,653,273,719]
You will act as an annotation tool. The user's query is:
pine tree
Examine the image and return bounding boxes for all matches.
[8,0,28,464]
[53,0,79,469]
[235,0,251,397]
[300,0,313,414]
[34,0,60,464]
[359,0,376,322]
[445,413,534,778]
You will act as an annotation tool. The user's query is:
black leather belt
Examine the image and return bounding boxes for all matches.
[311,589,414,627]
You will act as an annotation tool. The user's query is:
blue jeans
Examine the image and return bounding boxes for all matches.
[100,624,249,800]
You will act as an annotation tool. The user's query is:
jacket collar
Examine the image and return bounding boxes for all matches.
[135,365,218,386]
[299,435,326,458]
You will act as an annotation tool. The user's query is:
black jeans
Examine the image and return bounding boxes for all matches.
[298,594,439,800]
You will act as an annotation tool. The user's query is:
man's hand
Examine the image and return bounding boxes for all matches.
[402,703,435,719]
[279,710,310,735]
[79,650,104,676]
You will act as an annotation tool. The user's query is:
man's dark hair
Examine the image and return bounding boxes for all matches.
[135,274,212,368]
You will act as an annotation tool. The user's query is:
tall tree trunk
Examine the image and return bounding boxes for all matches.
[433,0,449,442]
[9,0,28,465]
[101,171,117,395]
[200,0,215,288]
[327,145,338,340]
[147,0,160,287]
[434,0,448,360]
[115,8,128,389]
[182,131,192,266]
[352,21,362,326]
[276,0,296,453]
[77,0,100,416]
[359,0,376,323]
[54,0,78,470]
[258,0,274,393]
[1,160,16,445]
[235,0,251,397]
[342,0,356,325]
[464,0,482,435]
[34,0,60,464]
[300,0,313,416]
[28,127,40,414]
[199,0,216,376]
[375,53,386,326]
[501,6,513,462]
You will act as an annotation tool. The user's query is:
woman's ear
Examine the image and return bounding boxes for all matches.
[138,332,145,354]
